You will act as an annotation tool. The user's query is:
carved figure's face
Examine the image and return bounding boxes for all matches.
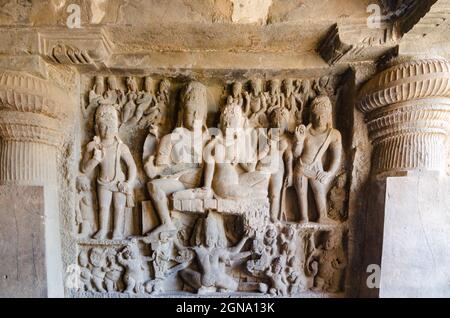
[183,105,204,131]
[107,77,118,90]
[232,82,242,97]
[300,80,310,94]
[98,117,118,140]
[95,77,104,95]
[270,80,280,94]
[311,105,331,130]
[283,79,294,95]
[79,251,89,267]
[251,79,262,95]
[144,77,154,92]
[273,262,282,273]
[160,80,170,93]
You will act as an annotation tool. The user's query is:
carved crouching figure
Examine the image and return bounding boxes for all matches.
[144,81,209,232]
[81,105,137,239]
[179,213,250,294]
[293,96,342,223]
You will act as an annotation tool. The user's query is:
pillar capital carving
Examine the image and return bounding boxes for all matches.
[0,70,72,182]
[357,56,450,176]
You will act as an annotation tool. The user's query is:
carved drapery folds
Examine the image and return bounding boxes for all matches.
[357,57,450,176]
[0,71,69,182]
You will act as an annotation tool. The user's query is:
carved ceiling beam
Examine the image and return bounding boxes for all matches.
[357,56,450,177]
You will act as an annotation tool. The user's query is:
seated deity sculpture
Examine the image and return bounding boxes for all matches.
[144,81,209,232]
[81,104,137,239]
[202,102,270,200]
[293,95,342,223]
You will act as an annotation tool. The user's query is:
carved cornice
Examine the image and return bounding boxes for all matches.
[357,57,450,175]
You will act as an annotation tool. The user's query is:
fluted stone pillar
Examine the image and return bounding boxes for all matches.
[357,57,450,297]
[0,71,70,297]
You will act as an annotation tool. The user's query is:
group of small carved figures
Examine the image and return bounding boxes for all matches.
[74,75,347,296]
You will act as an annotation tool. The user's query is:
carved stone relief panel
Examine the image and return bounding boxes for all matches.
[69,74,351,297]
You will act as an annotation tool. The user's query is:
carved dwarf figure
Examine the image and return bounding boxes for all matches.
[78,250,94,292]
[293,96,342,223]
[280,225,297,267]
[117,239,146,294]
[89,248,107,292]
[266,257,289,296]
[203,102,270,199]
[179,213,250,294]
[75,175,96,238]
[310,230,347,293]
[244,78,268,128]
[103,248,123,292]
[81,105,137,239]
[144,81,209,232]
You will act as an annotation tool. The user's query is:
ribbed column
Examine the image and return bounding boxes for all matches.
[357,57,450,176]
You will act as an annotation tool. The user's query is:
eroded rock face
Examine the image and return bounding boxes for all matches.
[0,0,449,298]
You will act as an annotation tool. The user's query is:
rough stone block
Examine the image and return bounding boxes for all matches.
[0,185,46,297]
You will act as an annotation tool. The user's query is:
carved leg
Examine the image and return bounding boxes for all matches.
[112,192,126,239]
[105,278,114,292]
[294,175,308,222]
[179,268,202,291]
[94,187,113,239]
[147,179,185,229]
[92,277,106,293]
[310,180,328,223]
[124,276,136,293]
[132,101,150,123]
[269,172,283,222]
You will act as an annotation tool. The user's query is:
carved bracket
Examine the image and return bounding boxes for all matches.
[38,28,113,70]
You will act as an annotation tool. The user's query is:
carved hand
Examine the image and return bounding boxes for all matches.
[118,181,131,194]
[295,125,307,142]
[144,155,159,179]
[284,174,293,188]
[93,147,104,162]
[316,171,332,184]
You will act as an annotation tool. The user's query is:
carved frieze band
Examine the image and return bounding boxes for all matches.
[357,57,450,175]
